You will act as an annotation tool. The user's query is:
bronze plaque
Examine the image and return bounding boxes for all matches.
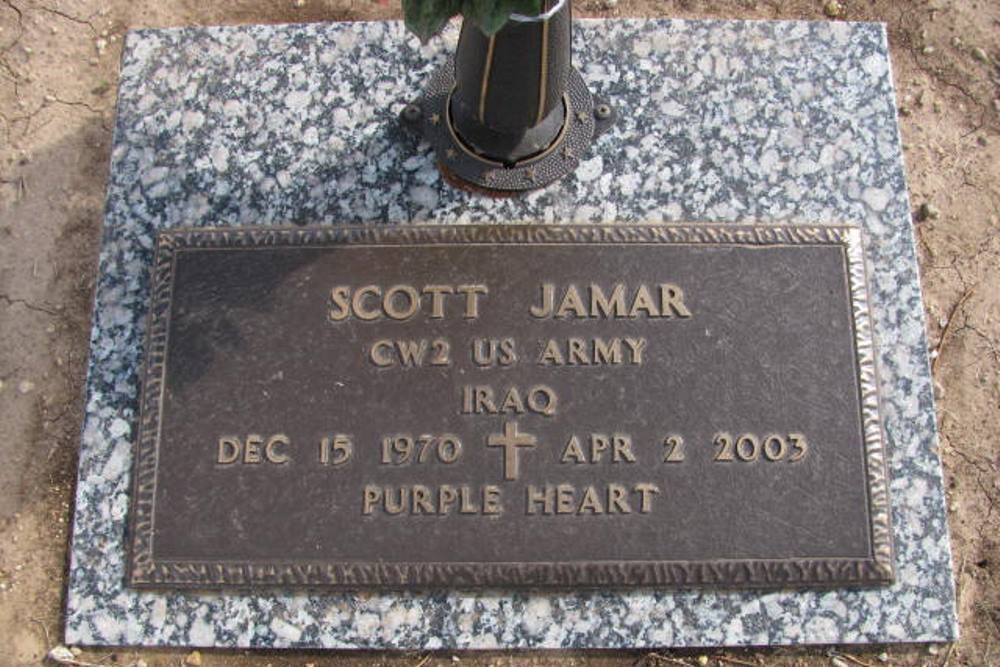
[128,225,893,590]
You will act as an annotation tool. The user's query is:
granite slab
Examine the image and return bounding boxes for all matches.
[65,18,958,648]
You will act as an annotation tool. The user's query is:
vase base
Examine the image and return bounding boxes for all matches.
[401,61,614,193]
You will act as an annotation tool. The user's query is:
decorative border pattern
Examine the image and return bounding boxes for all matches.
[128,224,894,589]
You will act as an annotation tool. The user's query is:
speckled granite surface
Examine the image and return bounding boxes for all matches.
[65,19,957,648]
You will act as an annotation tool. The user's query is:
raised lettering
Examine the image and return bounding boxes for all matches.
[423,285,454,318]
[624,337,647,364]
[362,485,381,514]
[607,484,631,513]
[567,337,588,364]
[328,286,351,321]
[411,485,434,514]
[264,434,290,464]
[556,285,588,318]
[590,284,627,318]
[612,435,637,462]
[244,434,263,464]
[530,283,555,318]
[593,337,622,364]
[560,436,586,463]
[578,486,604,514]
[526,485,554,515]
[660,283,692,318]
[217,437,240,464]
[556,484,576,514]
[370,339,394,367]
[629,285,659,318]
[538,339,564,365]
[635,483,660,513]
[384,285,421,320]
[351,286,381,321]
[456,284,488,318]
[483,485,502,515]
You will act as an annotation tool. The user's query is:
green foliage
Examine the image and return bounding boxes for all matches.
[402,0,543,42]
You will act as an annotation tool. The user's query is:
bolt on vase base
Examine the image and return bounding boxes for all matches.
[401,62,614,193]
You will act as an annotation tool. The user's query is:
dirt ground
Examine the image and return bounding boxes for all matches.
[0,0,996,666]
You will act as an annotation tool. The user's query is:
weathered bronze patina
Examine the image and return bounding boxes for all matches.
[128,224,893,590]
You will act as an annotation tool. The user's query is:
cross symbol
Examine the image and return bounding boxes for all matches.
[487,421,537,481]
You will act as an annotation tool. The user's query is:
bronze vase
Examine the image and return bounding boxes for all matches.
[402,0,613,192]
[450,0,572,164]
